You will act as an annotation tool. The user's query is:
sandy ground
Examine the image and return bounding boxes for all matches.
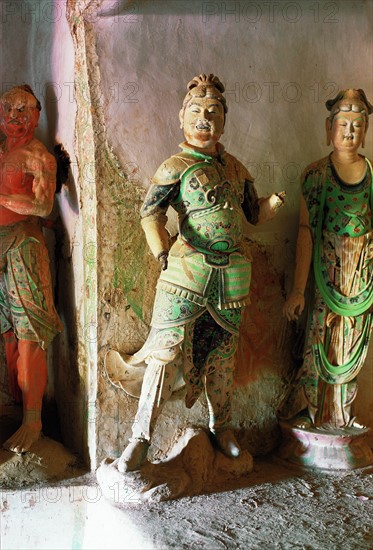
[1,453,373,548]
[98,457,372,550]
[1,410,373,549]
[2,459,373,549]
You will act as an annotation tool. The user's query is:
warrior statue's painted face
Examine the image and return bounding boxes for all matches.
[0,90,39,140]
[328,108,367,153]
[180,95,225,152]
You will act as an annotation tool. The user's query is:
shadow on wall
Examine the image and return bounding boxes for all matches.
[39,79,84,460]
[52,160,87,460]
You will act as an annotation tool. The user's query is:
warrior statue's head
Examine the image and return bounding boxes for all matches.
[179,74,227,153]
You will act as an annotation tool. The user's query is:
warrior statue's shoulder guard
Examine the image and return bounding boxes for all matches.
[151,153,201,186]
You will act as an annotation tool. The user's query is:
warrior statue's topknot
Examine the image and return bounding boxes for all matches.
[187,73,225,94]
[182,73,228,115]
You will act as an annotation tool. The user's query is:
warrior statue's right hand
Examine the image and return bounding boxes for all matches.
[157,251,169,271]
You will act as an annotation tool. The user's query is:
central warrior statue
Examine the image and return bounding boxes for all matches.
[107,74,285,471]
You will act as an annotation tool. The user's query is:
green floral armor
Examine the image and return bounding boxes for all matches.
[174,160,244,257]
[141,143,259,333]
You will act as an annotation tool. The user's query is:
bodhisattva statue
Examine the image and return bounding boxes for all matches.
[0,85,63,453]
[282,89,372,433]
[108,74,285,472]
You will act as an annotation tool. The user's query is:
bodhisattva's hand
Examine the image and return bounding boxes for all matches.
[157,251,169,271]
[283,290,305,321]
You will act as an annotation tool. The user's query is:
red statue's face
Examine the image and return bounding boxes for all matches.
[180,95,225,152]
[0,90,40,141]
[329,109,368,153]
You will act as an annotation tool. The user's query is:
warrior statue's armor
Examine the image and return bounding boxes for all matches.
[142,142,259,333]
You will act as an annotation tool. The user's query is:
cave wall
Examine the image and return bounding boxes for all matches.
[1,0,372,469]
[73,0,372,460]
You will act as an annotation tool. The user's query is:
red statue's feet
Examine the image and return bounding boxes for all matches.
[3,421,42,454]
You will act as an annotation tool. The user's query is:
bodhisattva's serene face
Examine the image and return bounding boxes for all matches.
[180,95,225,153]
[327,109,368,153]
[0,90,39,141]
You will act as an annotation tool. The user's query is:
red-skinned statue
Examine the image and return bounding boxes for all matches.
[0,85,63,453]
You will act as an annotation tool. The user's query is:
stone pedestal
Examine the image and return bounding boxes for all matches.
[279,421,373,470]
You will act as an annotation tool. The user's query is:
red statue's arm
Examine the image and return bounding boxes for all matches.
[0,145,56,217]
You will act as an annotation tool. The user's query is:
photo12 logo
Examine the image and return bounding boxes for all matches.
[223,81,339,104]
[0,1,136,24]
[202,2,339,24]
[1,1,63,23]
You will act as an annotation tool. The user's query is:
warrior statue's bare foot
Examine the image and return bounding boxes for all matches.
[213,429,241,458]
[3,421,42,454]
[117,439,150,473]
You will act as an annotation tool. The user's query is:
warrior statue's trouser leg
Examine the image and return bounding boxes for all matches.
[131,347,180,442]
[204,334,237,433]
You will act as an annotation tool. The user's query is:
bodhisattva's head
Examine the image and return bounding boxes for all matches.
[325,89,372,152]
[179,74,227,153]
[0,85,41,141]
